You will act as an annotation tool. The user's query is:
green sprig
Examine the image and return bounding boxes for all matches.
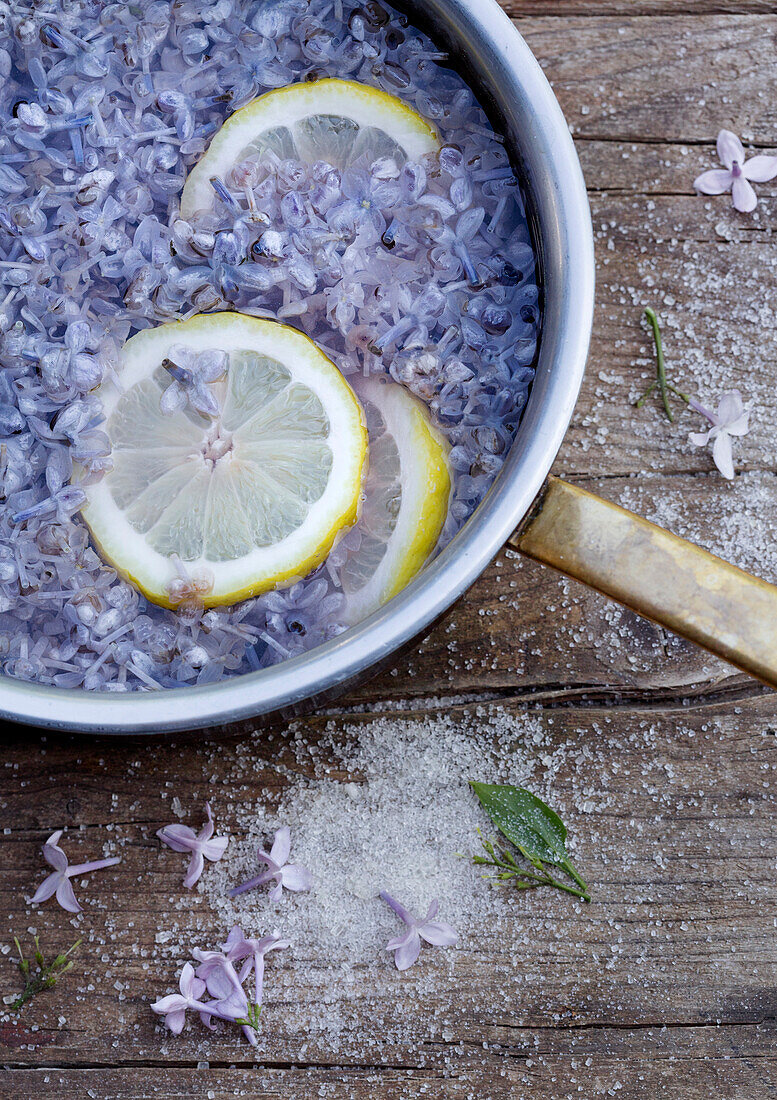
[635,307,690,423]
[469,782,591,903]
[473,831,590,901]
[235,1001,262,1034]
[9,936,81,1013]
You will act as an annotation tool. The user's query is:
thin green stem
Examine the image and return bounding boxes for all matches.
[644,307,673,422]
[635,379,657,407]
[538,870,591,902]
[635,310,692,420]
[560,858,590,898]
[475,841,591,902]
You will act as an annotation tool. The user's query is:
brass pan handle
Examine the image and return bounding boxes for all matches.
[510,476,777,689]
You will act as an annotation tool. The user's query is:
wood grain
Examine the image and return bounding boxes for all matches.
[504,1,777,15]
[3,6,777,1099]
[1,696,776,1099]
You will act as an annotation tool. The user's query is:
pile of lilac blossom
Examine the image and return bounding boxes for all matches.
[0,0,540,691]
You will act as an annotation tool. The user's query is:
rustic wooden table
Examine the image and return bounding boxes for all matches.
[3,2,777,1097]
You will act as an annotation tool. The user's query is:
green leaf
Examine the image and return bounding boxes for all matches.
[470,782,589,897]
[470,783,565,860]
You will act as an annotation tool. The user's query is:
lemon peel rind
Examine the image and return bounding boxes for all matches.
[342,379,451,626]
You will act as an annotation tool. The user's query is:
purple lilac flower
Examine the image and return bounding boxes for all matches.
[192,949,256,1044]
[151,963,207,1035]
[229,825,312,902]
[222,925,290,1006]
[379,892,457,971]
[688,389,750,481]
[694,130,777,213]
[159,344,228,419]
[327,164,401,241]
[156,802,229,889]
[29,829,120,913]
[151,959,255,1043]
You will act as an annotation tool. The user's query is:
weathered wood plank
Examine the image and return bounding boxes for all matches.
[0,1037,775,1100]
[424,2,777,24]
[0,695,775,1081]
[519,15,777,143]
[505,1,777,14]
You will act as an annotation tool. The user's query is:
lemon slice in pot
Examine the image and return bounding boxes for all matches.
[340,378,450,626]
[80,313,367,609]
[180,78,440,218]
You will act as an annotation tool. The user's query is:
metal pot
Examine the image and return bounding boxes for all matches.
[2,0,774,734]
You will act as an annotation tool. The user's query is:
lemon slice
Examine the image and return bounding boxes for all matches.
[80,313,367,609]
[340,379,450,625]
[180,78,440,218]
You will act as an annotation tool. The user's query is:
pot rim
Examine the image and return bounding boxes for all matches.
[0,0,595,733]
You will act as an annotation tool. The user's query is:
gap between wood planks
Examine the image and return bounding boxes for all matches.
[1,1018,774,1070]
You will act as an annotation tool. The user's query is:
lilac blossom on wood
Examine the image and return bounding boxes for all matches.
[192,948,257,1046]
[151,959,256,1044]
[156,802,229,888]
[688,389,750,481]
[229,825,312,902]
[694,130,777,213]
[222,925,290,1006]
[29,829,120,913]
[380,891,458,971]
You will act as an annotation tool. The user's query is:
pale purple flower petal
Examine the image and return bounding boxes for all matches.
[30,871,60,905]
[151,993,188,1014]
[742,155,777,183]
[688,389,750,480]
[731,174,757,213]
[183,850,205,890]
[717,129,744,170]
[279,864,313,892]
[694,130,776,212]
[156,824,198,853]
[727,413,750,437]
[151,993,189,1035]
[688,430,713,447]
[393,933,422,971]
[157,802,229,888]
[199,805,215,842]
[179,962,204,1000]
[386,927,416,952]
[202,836,230,862]
[269,825,291,867]
[712,432,735,480]
[193,952,244,1004]
[267,877,284,903]
[693,168,734,196]
[380,892,457,970]
[220,926,289,1006]
[716,390,744,425]
[55,876,82,913]
[30,829,120,912]
[418,921,459,947]
[165,1008,187,1035]
[42,831,69,872]
[152,954,260,1044]
[229,826,311,901]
